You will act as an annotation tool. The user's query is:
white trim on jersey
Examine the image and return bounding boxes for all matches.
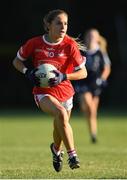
[17,51,26,61]
[74,57,86,71]
[42,35,63,46]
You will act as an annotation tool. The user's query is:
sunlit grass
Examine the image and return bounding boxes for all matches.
[0,110,127,178]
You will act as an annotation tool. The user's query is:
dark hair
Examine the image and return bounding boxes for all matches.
[83,28,100,48]
[43,9,86,51]
[43,9,68,32]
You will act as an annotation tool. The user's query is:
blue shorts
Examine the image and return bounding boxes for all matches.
[74,84,102,96]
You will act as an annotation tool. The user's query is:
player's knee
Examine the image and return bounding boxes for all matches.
[55,107,68,126]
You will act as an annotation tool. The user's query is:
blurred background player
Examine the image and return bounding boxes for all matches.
[73,28,111,143]
[12,9,87,171]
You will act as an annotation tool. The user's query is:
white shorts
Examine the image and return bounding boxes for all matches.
[34,94,73,111]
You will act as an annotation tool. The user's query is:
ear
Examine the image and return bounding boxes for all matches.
[47,22,51,31]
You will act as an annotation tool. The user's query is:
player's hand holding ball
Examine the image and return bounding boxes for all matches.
[48,70,67,87]
[25,68,40,86]
[24,64,67,87]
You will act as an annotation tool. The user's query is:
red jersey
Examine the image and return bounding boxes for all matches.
[17,35,85,101]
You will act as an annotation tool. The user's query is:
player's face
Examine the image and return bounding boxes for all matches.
[90,30,100,43]
[48,13,68,42]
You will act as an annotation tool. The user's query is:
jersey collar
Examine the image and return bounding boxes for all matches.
[42,34,63,46]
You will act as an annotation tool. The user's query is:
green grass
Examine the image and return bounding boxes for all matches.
[0,110,127,179]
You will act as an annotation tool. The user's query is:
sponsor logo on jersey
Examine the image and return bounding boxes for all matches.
[48,52,54,57]
[35,48,43,52]
[46,47,55,51]
[58,53,65,57]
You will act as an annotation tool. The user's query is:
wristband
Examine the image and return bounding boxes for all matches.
[63,74,67,81]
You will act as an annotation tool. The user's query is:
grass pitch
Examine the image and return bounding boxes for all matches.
[0,109,127,179]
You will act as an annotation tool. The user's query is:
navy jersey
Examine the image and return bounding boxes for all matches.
[84,49,106,82]
[73,48,111,96]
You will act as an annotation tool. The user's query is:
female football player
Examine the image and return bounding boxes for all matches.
[73,28,111,143]
[12,9,87,172]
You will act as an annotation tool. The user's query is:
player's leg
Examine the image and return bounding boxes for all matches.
[91,95,100,142]
[37,95,79,170]
[53,109,79,170]
[38,95,74,150]
[34,94,64,171]
[53,120,62,151]
[53,109,71,151]
[82,92,99,142]
[65,110,80,170]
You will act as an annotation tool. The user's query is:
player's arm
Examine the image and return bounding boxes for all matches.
[101,64,111,80]
[67,44,87,80]
[66,66,87,80]
[95,64,111,88]
[48,54,87,87]
[48,66,87,87]
[12,56,28,74]
[12,57,39,86]
[101,52,111,80]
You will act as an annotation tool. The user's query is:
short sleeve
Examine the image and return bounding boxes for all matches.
[17,38,34,61]
[102,52,111,66]
[70,42,86,70]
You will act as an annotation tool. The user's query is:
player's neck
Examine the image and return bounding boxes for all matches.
[45,34,63,43]
[89,43,99,51]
